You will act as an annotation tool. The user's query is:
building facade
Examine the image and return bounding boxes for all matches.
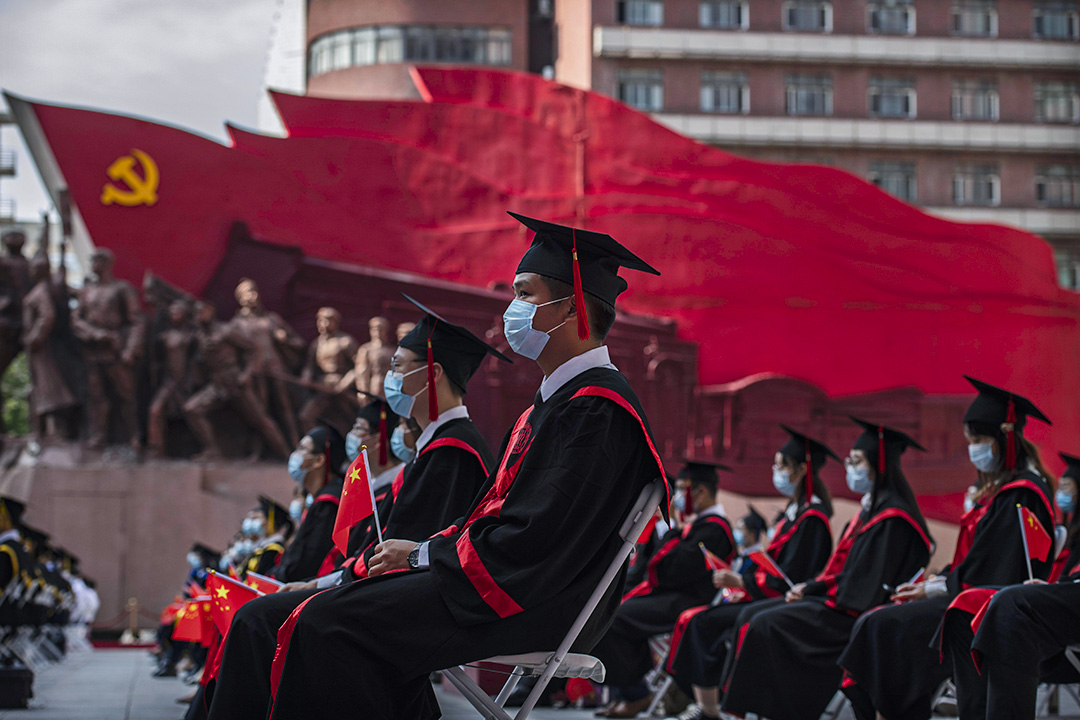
[557,0,1080,286]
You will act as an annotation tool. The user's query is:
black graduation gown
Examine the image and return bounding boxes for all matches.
[666,501,833,689]
[625,519,664,589]
[839,473,1056,720]
[268,366,667,720]
[270,480,341,583]
[0,537,29,628]
[722,506,932,720]
[245,539,285,578]
[590,510,735,687]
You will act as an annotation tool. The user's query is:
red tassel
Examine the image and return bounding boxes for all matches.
[805,449,813,502]
[378,408,388,466]
[426,338,438,423]
[878,426,886,477]
[572,228,589,340]
[1005,398,1017,471]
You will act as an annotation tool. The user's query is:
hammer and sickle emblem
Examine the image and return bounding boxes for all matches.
[101,148,159,207]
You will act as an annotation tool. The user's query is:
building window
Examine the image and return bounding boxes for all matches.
[869,162,917,202]
[786,75,832,115]
[307,26,512,78]
[783,1,833,31]
[617,0,664,26]
[1034,1,1079,39]
[952,80,1000,121]
[618,69,664,111]
[869,77,916,118]
[868,0,916,34]
[1036,165,1080,207]
[700,1,748,28]
[1056,248,1080,289]
[701,72,748,113]
[952,0,998,36]
[1035,82,1080,122]
[954,165,1001,206]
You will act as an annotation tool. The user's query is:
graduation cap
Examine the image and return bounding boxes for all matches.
[191,543,220,562]
[304,422,348,482]
[779,425,841,505]
[398,294,513,421]
[0,495,26,526]
[508,212,661,339]
[849,416,926,477]
[19,524,49,555]
[355,398,399,466]
[1060,452,1080,480]
[962,376,1051,471]
[258,495,291,535]
[743,504,767,535]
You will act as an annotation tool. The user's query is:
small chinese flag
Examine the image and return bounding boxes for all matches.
[1017,505,1053,560]
[187,581,206,598]
[172,600,203,643]
[699,542,728,572]
[748,550,794,588]
[199,598,214,647]
[332,447,381,557]
[226,563,240,581]
[207,571,262,635]
[246,571,284,595]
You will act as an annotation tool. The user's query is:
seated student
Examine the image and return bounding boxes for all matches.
[264,213,666,719]
[269,424,347,582]
[721,417,933,720]
[1050,452,1080,580]
[0,496,30,626]
[336,398,403,557]
[592,458,736,718]
[626,503,670,590]
[187,544,220,588]
[201,301,508,720]
[664,427,835,720]
[840,381,1056,720]
[733,506,767,556]
[245,497,294,578]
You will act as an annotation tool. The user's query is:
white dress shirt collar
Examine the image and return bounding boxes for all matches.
[415,405,470,453]
[370,464,401,493]
[539,346,617,402]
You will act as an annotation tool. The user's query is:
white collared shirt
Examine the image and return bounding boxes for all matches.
[415,405,470,454]
[539,346,618,402]
[698,502,727,519]
[0,529,19,545]
[370,464,401,493]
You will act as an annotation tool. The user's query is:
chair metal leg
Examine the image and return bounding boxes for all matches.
[495,667,526,708]
[443,666,512,720]
[645,675,672,717]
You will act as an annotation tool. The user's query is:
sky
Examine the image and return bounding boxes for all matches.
[0,0,304,222]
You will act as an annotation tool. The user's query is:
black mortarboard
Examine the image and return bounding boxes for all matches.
[509,212,661,339]
[678,458,732,492]
[192,543,220,560]
[962,376,1050,471]
[743,505,767,535]
[355,398,400,466]
[1060,453,1080,479]
[19,524,48,555]
[850,416,926,476]
[304,423,348,480]
[258,495,292,535]
[779,425,840,504]
[398,294,513,420]
[0,496,26,526]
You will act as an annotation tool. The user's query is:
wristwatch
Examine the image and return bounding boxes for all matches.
[407,545,421,569]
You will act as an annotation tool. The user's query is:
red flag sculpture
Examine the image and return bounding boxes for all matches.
[332,447,382,557]
[207,571,263,635]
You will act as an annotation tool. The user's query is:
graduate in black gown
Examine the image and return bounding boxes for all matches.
[269,424,347,582]
[592,459,736,718]
[245,496,293,577]
[721,417,933,720]
[663,427,836,720]
[1049,452,1080,580]
[840,380,1057,720]
[340,398,404,558]
[266,213,667,720]
[201,303,507,720]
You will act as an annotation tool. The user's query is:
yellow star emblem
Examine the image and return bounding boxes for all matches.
[215,586,229,600]
[350,466,362,483]
[175,607,186,620]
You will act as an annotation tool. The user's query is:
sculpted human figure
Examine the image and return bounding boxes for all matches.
[183,301,292,460]
[21,251,75,440]
[230,279,303,446]
[0,231,31,432]
[70,248,144,449]
[298,307,358,429]
[147,300,197,457]
[353,316,395,398]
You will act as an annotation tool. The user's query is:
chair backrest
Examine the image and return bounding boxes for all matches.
[516,476,666,715]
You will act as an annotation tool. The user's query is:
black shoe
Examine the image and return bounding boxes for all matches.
[152,666,177,678]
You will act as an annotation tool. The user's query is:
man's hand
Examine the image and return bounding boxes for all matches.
[785,583,807,603]
[1024,578,1048,586]
[279,580,317,593]
[367,540,419,577]
[713,569,744,590]
[891,582,927,603]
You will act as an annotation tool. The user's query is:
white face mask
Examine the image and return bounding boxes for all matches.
[963,496,975,514]
[383,367,426,419]
[772,467,796,497]
[502,296,571,360]
[846,464,873,495]
[968,442,998,473]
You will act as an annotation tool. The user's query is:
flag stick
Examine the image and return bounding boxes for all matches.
[362,447,383,544]
[1017,504,1034,582]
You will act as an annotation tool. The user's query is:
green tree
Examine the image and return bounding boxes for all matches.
[1,354,30,436]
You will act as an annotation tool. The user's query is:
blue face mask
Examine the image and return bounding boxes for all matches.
[186,552,202,569]
[502,296,571,360]
[772,468,796,497]
[733,529,746,547]
[846,464,873,495]
[672,491,687,513]
[383,367,426,419]
[287,451,307,483]
[345,432,363,463]
[391,426,416,463]
[968,442,998,473]
[289,499,304,524]
[1057,490,1076,514]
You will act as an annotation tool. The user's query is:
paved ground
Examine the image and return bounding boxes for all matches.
[1,648,1079,719]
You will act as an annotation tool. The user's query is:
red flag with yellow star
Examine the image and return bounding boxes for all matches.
[332,447,382,557]
[207,571,262,635]
[246,571,284,595]
[172,599,203,642]
[1017,504,1053,562]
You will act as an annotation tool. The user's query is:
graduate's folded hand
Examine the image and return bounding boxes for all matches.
[785,583,806,602]
[279,581,317,593]
[713,569,743,589]
[890,582,926,602]
[368,539,419,577]
[1024,578,1048,585]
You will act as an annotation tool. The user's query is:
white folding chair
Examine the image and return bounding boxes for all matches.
[441,477,666,720]
[1036,645,1080,717]
[642,634,674,717]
